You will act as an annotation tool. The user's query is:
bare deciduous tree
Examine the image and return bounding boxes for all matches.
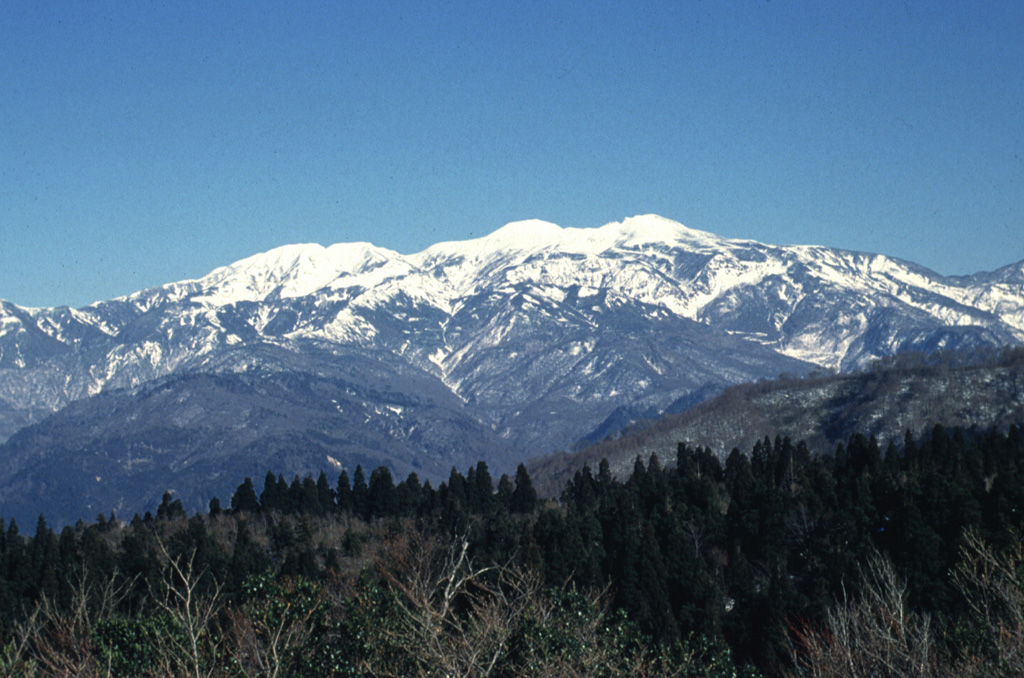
[25,569,128,678]
[153,542,223,678]
[951,530,1024,676]
[786,553,941,678]
[374,532,509,677]
[371,531,690,678]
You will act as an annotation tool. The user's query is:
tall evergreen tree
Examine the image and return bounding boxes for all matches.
[260,470,280,512]
[368,466,397,518]
[288,476,305,514]
[231,478,260,513]
[336,469,353,513]
[316,471,335,514]
[511,463,537,514]
[299,475,322,515]
[351,465,369,519]
[472,460,494,512]
[496,473,514,511]
[276,474,292,512]
[396,472,424,516]
[157,490,187,519]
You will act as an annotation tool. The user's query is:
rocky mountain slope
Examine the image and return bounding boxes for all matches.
[1,215,1022,524]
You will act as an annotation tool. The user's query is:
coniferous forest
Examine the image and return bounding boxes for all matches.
[3,424,1024,676]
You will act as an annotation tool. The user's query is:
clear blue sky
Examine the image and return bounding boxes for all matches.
[2,1,1022,308]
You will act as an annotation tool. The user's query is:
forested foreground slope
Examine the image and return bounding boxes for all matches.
[4,420,1024,676]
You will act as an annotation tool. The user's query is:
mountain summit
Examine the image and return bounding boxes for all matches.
[1,216,1022,525]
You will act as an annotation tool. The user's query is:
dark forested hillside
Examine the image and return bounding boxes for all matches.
[5,419,1024,676]
[529,347,1024,496]
[0,363,512,529]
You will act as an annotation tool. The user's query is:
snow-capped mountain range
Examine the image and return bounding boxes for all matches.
[1,215,1022,525]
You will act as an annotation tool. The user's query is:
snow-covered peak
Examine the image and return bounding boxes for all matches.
[987,259,1024,285]
[321,241,407,278]
[412,215,723,267]
[597,214,725,250]
[171,216,737,308]
[414,219,564,264]
[480,219,564,250]
[195,242,407,304]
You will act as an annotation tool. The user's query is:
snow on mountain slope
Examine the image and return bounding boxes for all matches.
[194,241,416,305]
[1,215,1022,453]
[3,215,1023,525]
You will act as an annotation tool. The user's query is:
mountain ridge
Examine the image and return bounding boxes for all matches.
[1,215,1022,525]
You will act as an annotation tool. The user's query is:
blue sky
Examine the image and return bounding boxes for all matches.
[2,1,1022,308]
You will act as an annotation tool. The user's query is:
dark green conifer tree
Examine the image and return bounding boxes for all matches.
[440,468,469,532]
[396,472,424,516]
[300,475,322,515]
[368,466,396,518]
[496,473,514,511]
[288,476,305,514]
[472,461,494,513]
[157,490,187,519]
[316,471,335,514]
[30,515,59,602]
[260,470,280,512]
[598,458,613,486]
[336,469,353,513]
[230,478,260,513]
[276,474,292,512]
[511,463,537,513]
[446,467,468,508]
[351,465,369,519]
